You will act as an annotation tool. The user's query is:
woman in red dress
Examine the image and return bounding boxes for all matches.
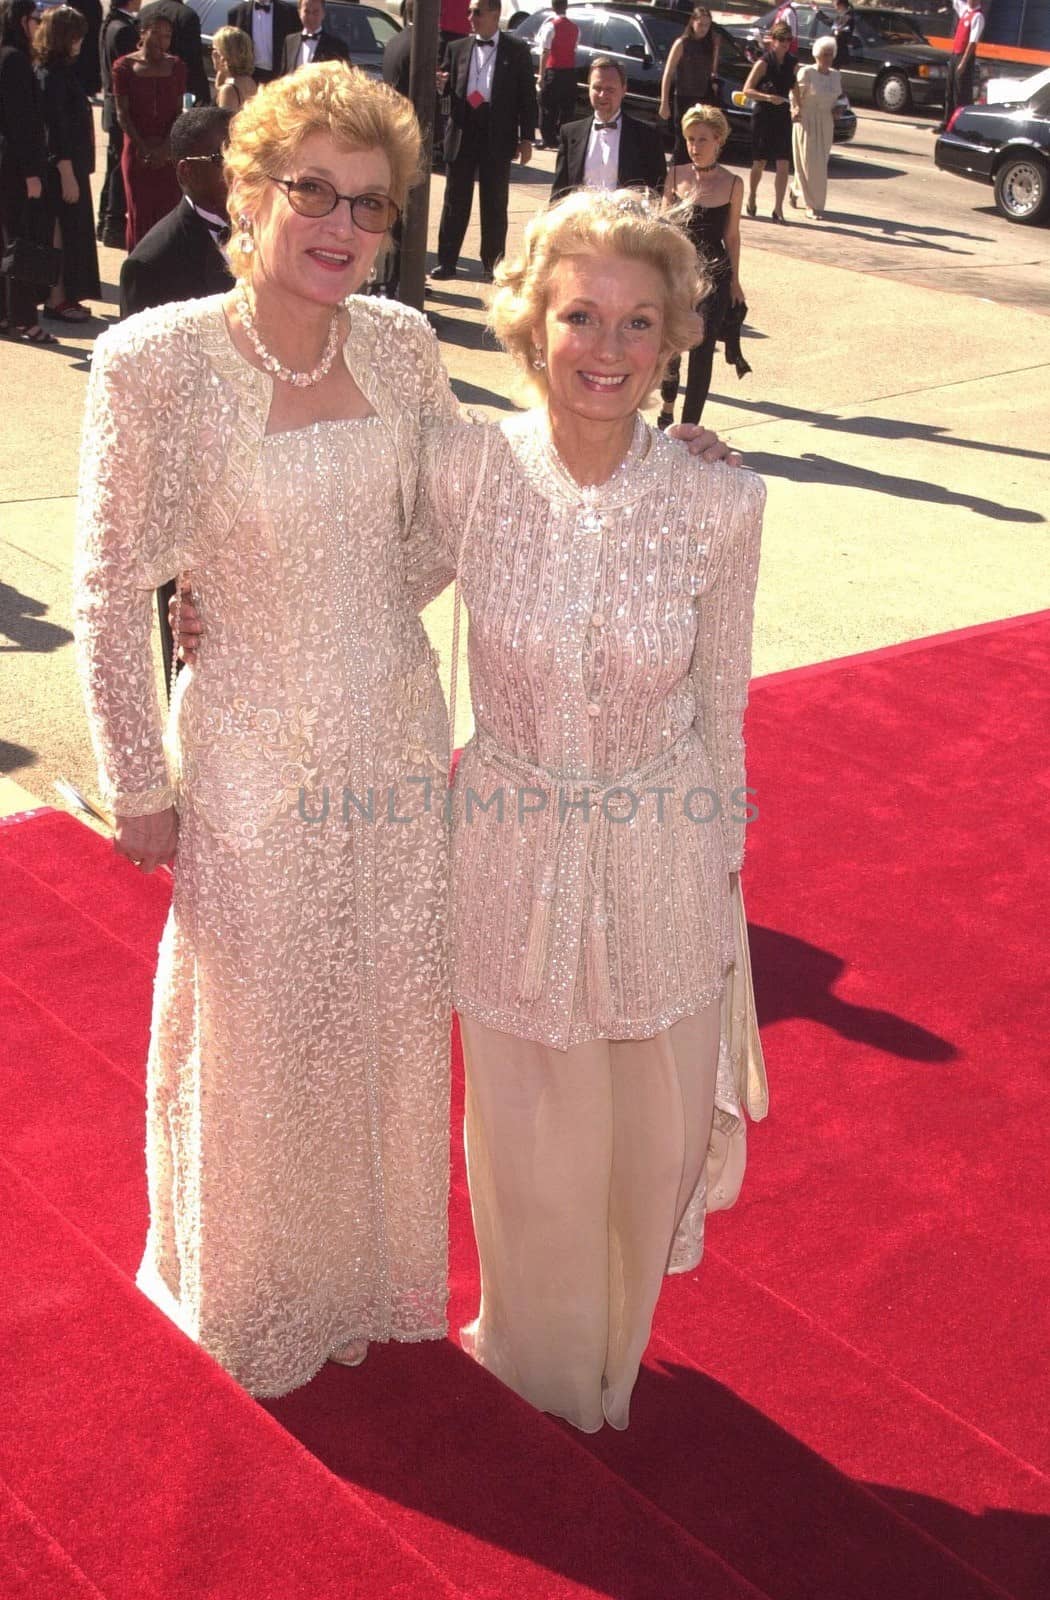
[111,13,184,250]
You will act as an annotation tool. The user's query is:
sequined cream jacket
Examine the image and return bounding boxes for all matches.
[422,412,766,1050]
[74,294,458,817]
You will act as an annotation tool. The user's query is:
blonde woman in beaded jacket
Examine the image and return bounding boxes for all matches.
[73,65,472,1397]
[418,190,768,1433]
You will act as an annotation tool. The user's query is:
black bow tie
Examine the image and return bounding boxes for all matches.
[594,119,620,130]
[302,30,320,38]
[474,37,495,46]
[210,224,231,245]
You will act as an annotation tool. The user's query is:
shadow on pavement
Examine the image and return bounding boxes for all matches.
[713,396,1050,464]
[741,449,1044,521]
[0,739,38,774]
[0,583,74,653]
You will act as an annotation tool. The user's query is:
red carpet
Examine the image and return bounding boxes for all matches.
[3,610,1049,1598]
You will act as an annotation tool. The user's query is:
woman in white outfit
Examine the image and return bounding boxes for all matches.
[423,190,768,1433]
[789,35,842,220]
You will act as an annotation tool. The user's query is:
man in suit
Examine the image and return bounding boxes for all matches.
[431,0,537,281]
[382,0,412,97]
[551,56,666,202]
[281,0,350,73]
[227,0,298,82]
[96,0,140,247]
[138,0,211,104]
[119,106,234,316]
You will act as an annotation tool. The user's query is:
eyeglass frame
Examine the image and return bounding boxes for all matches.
[183,151,226,166]
[269,177,401,233]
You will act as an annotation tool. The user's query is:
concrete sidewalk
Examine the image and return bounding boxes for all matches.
[1,146,1048,816]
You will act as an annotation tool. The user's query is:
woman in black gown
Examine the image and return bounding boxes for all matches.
[658,103,744,429]
[0,0,52,342]
[658,6,720,165]
[34,4,100,321]
[742,20,797,223]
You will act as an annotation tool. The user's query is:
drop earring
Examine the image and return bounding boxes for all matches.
[531,348,546,371]
[236,214,255,256]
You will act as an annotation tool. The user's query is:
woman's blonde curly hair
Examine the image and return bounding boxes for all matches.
[488,188,708,403]
[225,62,421,283]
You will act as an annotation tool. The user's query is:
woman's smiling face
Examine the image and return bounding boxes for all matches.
[243,131,393,305]
[534,252,668,426]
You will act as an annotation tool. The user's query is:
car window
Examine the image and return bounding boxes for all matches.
[513,10,543,39]
[327,5,394,53]
[860,12,926,44]
[1030,85,1050,118]
[642,14,683,58]
[192,0,227,39]
[600,15,647,57]
[574,16,600,48]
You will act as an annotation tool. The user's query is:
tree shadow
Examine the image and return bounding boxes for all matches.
[264,1345,1045,1599]
[714,396,1050,464]
[0,582,74,653]
[747,922,956,1061]
[739,449,1044,521]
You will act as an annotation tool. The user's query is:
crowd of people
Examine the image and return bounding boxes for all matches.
[2,1,993,364]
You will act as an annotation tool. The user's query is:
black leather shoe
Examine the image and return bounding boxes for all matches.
[429,264,457,280]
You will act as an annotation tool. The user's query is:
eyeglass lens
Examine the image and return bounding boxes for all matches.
[281,179,398,232]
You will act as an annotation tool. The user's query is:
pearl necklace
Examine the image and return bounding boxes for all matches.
[237,283,342,388]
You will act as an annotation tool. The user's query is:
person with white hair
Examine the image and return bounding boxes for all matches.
[788,34,841,220]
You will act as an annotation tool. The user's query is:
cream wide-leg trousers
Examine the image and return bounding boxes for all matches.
[459,1001,722,1433]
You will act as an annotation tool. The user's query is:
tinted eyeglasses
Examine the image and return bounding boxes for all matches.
[184,151,226,166]
[271,177,400,232]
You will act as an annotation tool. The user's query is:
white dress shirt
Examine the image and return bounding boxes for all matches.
[188,197,230,265]
[466,37,497,103]
[298,30,320,66]
[583,118,621,190]
[251,4,274,72]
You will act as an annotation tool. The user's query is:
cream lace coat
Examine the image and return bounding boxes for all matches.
[74,296,459,1396]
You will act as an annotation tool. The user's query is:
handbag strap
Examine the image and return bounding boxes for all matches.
[446,427,491,778]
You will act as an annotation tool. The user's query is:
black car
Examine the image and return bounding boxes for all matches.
[735,4,951,114]
[513,3,856,151]
[935,79,1050,224]
[188,0,401,80]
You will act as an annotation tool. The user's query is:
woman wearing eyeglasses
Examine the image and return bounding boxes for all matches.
[75,65,460,1397]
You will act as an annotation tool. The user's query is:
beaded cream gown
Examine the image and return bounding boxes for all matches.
[75,297,456,1398]
[420,410,767,1432]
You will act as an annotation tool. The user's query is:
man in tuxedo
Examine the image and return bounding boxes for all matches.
[138,0,211,103]
[227,0,298,82]
[551,56,666,202]
[431,0,537,281]
[96,0,140,247]
[281,0,350,74]
[119,107,234,316]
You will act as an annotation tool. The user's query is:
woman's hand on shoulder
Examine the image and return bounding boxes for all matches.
[666,424,742,467]
[169,584,203,663]
[114,807,178,874]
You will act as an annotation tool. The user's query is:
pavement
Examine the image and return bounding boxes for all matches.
[1,106,1049,821]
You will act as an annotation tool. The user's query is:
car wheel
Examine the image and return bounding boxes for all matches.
[874,71,911,114]
[993,153,1050,225]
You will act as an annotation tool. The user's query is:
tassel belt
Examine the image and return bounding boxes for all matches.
[466,728,698,1024]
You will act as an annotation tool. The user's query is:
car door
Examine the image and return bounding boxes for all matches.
[596,12,663,116]
[325,3,399,77]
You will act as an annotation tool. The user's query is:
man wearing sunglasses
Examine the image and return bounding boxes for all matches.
[119,106,233,317]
